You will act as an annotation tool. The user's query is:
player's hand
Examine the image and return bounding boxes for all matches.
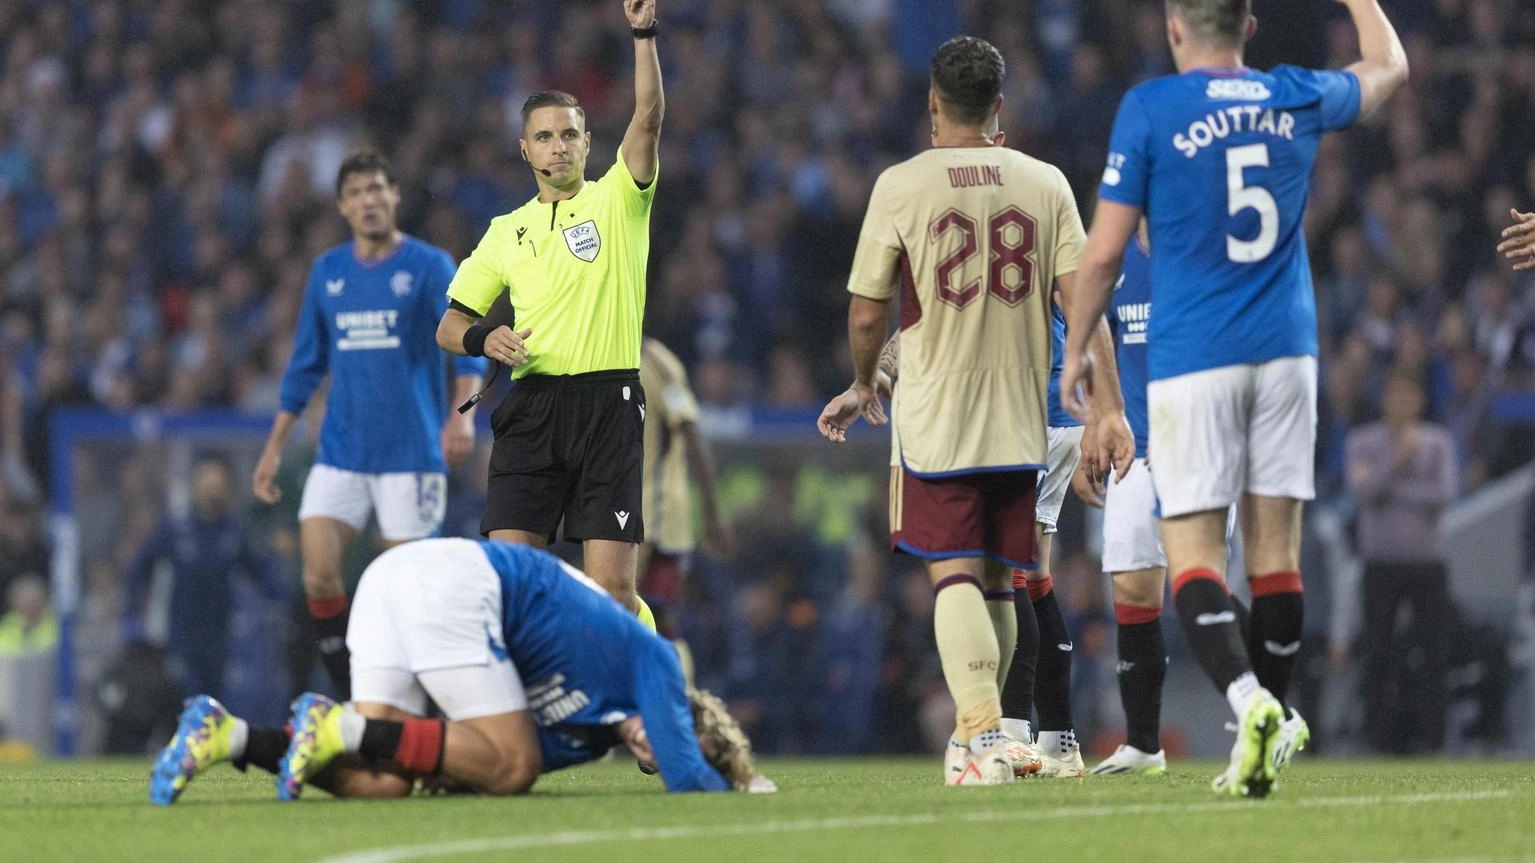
[1078,422,1101,482]
[1071,458,1105,508]
[617,715,656,764]
[817,387,860,443]
[623,0,656,28]
[441,415,475,468]
[1096,410,1136,482]
[1497,208,1535,270]
[873,368,893,402]
[857,380,888,427]
[484,327,533,368]
[252,447,282,504]
[1059,349,1094,423]
[817,383,881,443]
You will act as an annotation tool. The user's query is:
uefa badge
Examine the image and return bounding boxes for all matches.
[562,220,601,262]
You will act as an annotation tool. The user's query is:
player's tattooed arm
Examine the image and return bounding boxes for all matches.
[877,333,900,385]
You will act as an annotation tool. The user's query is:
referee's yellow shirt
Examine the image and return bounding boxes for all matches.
[448,149,655,377]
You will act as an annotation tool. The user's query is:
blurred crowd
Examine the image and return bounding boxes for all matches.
[0,0,1532,755]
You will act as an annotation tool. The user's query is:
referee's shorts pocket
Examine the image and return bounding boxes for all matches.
[489,383,525,437]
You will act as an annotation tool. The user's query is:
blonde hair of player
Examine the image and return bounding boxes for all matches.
[688,688,769,791]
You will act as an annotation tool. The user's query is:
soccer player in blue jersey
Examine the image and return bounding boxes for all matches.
[1059,0,1406,796]
[149,539,765,804]
[1000,297,1127,779]
[1086,227,1170,776]
[252,150,488,700]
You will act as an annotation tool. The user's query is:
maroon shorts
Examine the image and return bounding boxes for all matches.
[889,466,1040,569]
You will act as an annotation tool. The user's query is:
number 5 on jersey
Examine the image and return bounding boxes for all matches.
[930,207,1037,309]
[1226,143,1278,263]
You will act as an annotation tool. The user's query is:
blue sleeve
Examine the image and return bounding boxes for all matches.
[1098,88,1152,209]
[1280,66,1361,131]
[430,249,487,379]
[631,635,730,793]
[1314,69,1361,131]
[278,263,329,415]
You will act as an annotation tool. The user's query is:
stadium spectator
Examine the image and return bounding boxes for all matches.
[0,500,47,616]
[1345,372,1459,753]
[123,455,285,698]
[0,574,55,656]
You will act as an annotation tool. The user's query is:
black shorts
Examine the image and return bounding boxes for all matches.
[483,369,646,544]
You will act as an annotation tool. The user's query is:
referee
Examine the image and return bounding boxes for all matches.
[437,0,662,622]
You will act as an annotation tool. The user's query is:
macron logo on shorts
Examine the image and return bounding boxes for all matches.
[615,511,630,529]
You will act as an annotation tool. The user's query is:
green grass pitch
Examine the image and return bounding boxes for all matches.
[3,758,1532,863]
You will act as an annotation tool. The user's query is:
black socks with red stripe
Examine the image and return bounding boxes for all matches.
[308,596,352,701]
[1027,576,1075,734]
[1172,569,1252,694]
[359,718,447,775]
[1248,570,1304,712]
[1113,604,1165,754]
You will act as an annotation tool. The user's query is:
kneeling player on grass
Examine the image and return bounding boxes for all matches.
[150,539,770,803]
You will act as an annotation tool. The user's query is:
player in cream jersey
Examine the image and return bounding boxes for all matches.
[819,36,1132,786]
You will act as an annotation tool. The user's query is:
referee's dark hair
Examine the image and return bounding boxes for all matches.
[1169,0,1251,48]
[335,148,397,198]
[930,37,1005,126]
[521,89,584,130]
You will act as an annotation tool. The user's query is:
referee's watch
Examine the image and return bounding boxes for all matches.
[631,19,658,39]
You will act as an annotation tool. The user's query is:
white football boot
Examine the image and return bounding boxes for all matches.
[1272,707,1310,773]
[1088,744,1167,776]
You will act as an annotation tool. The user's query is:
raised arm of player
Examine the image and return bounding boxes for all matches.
[1059,200,1140,425]
[620,0,663,185]
[1338,0,1408,118]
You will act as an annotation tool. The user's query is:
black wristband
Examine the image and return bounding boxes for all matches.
[631,19,657,39]
[462,324,491,358]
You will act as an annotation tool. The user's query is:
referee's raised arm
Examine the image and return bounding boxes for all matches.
[621,0,663,184]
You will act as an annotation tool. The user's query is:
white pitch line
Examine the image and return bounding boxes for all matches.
[314,790,1514,863]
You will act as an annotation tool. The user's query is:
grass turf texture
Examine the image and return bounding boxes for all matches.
[3,758,1532,863]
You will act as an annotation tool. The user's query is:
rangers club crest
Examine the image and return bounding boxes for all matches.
[562,220,601,262]
[390,270,415,297]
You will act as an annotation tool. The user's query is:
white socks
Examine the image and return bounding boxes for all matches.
[338,708,367,752]
[968,727,1007,756]
[1038,729,1077,756]
[1226,671,1262,718]
[1001,717,1032,743]
[226,717,249,761]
